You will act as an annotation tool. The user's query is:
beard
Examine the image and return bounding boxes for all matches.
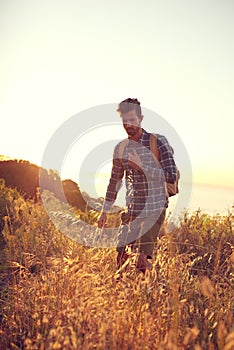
[124,126,141,137]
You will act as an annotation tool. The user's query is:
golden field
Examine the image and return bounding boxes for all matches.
[0,180,233,349]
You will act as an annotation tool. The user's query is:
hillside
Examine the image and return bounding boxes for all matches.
[0,159,91,213]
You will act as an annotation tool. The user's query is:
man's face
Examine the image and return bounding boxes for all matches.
[121,110,143,137]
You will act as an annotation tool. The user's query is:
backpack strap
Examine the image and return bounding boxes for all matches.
[150,133,179,197]
[149,133,160,161]
[118,139,128,165]
[119,135,160,163]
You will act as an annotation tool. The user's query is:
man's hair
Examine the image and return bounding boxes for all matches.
[117,98,142,118]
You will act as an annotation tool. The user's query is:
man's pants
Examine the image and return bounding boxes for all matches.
[116,209,166,259]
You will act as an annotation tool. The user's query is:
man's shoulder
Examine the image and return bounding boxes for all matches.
[113,138,128,155]
[115,138,128,147]
[149,132,168,143]
[150,133,174,154]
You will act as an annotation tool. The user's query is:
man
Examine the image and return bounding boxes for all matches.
[98,98,177,272]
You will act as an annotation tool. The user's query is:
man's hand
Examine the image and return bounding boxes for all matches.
[98,212,107,228]
[128,149,142,171]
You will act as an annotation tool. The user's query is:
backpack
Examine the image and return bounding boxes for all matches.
[118,133,180,197]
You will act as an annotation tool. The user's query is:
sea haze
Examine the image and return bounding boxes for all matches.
[169,183,234,216]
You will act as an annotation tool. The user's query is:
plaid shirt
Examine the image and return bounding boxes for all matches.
[103,129,177,218]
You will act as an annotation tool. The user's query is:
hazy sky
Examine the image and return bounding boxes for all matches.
[1,0,234,199]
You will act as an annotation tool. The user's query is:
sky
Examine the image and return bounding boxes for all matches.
[1,0,234,211]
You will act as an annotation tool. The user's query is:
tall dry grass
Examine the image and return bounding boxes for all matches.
[0,181,233,349]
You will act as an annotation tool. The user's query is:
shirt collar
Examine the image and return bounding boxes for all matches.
[138,128,148,143]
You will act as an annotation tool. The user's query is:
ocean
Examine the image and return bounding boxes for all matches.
[112,182,234,221]
[168,183,234,218]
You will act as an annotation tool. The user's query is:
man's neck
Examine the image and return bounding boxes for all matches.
[128,128,143,141]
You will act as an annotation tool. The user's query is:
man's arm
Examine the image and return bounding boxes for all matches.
[98,144,124,228]
[157,135,177,184]
[98,212,108,228]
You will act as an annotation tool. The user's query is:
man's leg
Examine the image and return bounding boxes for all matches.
[116,212,132,269]
[116,211,143,270]
[134,209,166,272]
[116,209,166,272]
